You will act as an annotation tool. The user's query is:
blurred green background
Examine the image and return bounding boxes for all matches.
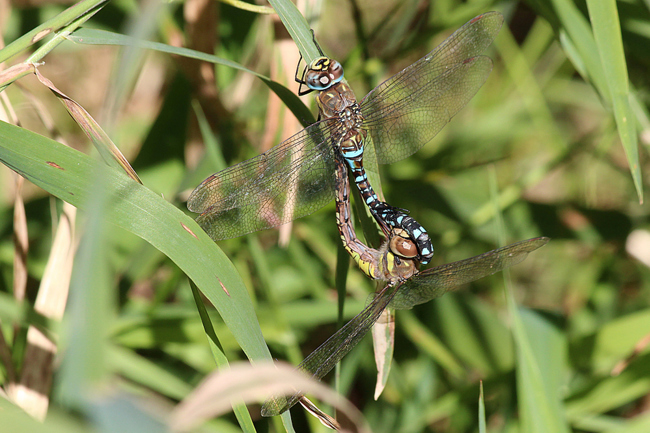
[0,0,650,432]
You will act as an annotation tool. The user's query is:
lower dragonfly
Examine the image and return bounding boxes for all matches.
[261,156,549,416]
[332,156,421,284]
[187,12,504,265]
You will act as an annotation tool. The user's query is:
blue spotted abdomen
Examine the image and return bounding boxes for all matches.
[339,131,433,265]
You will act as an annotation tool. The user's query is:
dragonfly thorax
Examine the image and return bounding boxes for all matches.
[339,106,364,131]
[305,57,344,91]
[316,82,359,119]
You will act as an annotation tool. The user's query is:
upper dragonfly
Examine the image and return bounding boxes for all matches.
[261,153,549,416]
[188,12,504,265]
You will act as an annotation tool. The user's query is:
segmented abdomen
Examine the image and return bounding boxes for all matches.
[339,131,434,265]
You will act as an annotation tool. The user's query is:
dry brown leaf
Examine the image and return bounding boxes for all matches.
[170,361,370,433]
[33,67,142,184]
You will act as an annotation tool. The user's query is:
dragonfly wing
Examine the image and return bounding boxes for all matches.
[187,120,339,240]
[262,236,548,415]
[360,12,504,164]
[390,237,549,310]
[261,281,403,416]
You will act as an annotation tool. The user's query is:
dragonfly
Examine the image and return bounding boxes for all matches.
[187,12,504,265]
[332,154,421,283]
[261,157,548,416]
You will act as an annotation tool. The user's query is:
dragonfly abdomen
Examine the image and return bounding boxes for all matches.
[334,154,385,280]
[340,131,434,265]
[334,155,419,284]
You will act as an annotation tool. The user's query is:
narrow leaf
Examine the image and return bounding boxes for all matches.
[67,29,315,128]
[34,69,141,183]
[586,0,642,202]
[0,121,272,365]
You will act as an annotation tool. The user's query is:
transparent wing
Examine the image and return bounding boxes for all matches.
[360,12,504,164]
[261,281,402,416]
[187,120,340,240]
[390,237,549,310]
[262,237,549,415]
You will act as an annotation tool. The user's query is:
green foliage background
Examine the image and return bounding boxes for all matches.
[0,0,649,432]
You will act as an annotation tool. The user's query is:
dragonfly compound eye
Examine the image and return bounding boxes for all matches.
[389,233,418,259]
[305,70,332,91]
[328,60,344,84]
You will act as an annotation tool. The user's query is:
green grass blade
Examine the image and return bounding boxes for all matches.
[0,121,271,364]
[190,281,256,433]
[566,351,650,417]
[478,382,486,433]
[88,393,167,433]
[267,0,321,63]
[509,302,571,433]
[602,412,650,433]
[110,345,192,399]
[588,309,650,373]
[0,8,105,93]
[586,0,643,202]
[68,29,259,75]
[220,0,274,14]
[399,309,464,378]
[0,0,108,64]
[550,0,610,100]
[57,168,113,408]
[335,238,350,399]
[490,167,569,433]
[0,397,87,433]
[26,5,104,64]
[68,29,315,127]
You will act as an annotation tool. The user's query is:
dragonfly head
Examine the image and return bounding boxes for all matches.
[383,228,420,283]
[305,57,344,91]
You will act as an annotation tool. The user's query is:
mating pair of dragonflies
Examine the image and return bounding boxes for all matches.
[187,11,548,416]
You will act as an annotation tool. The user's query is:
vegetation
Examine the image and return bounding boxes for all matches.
[0,0,649,432]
